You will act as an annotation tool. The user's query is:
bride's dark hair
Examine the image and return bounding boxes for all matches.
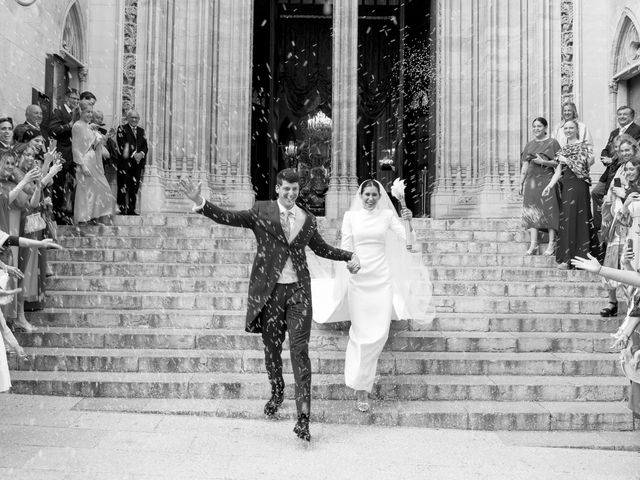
[360,179,380,194]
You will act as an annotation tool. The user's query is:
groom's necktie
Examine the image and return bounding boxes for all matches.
[281,210,293,241]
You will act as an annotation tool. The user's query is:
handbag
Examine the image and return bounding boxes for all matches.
[24,213,46,234]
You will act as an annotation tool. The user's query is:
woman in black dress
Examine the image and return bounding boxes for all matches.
[542,119,599,269]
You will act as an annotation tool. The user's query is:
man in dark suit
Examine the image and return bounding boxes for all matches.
[180,169,360,442]
[592,105,640,236]
[13,104,48,145]
[116,110,148,215]
[48,88,80,225]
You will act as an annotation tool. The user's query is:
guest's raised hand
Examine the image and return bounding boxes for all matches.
[624,192,640,208]
[24,167,40,183]
[612,186,626,199]
[400,207,413,221]
[3,264,23,280]
[570,253,601,273]
[179,178,204,205]
[38,239,63,250]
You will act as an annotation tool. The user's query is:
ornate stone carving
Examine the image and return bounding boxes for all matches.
[122,0,138,117]
[78,67,88,83]
[560,0,574,103]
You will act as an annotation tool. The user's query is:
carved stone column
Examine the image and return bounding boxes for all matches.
[136,0,254,212]
[209,0,254,209]
[325,0,359,219]
[431,0,560,218]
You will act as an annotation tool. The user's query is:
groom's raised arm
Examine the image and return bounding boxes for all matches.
[180,178,254,229]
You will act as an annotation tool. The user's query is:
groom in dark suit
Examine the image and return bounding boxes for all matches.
[180,169,359,441]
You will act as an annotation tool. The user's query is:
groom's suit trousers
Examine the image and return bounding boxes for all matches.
[260,282,312,416]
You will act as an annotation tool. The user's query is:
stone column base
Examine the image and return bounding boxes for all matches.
[324,177,359,219]
[139,168,255,212]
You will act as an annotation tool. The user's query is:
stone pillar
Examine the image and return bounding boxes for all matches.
[136,0,254,212]
[325,0,359,219]
[431,0,561,218]
[210,0,254,209]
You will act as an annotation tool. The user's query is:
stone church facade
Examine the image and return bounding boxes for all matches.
[1,0,639,218]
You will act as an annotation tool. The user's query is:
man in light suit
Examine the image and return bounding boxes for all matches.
[116,110,148,215]
[180,169,360,442]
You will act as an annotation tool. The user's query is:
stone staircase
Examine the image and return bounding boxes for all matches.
[7,214,635,431]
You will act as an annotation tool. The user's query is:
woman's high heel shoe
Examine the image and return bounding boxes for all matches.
[543,242,556,256]
[525,243,539,255]
[13,314,36,333]
[600,301,618,317]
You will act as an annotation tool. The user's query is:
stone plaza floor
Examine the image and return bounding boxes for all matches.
[1,394,639,480]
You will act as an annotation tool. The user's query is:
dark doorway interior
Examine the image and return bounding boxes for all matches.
[251,0,333,214]
[357,0,433,216]
[250,0,434,216]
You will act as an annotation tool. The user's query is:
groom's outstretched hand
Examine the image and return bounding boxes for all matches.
[179,178,204,205]
[347,253,361,274]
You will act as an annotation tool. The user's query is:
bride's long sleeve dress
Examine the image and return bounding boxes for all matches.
[341,208,408,392]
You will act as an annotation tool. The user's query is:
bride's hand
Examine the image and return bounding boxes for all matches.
[400,207,412,221]
[347,253,360,274]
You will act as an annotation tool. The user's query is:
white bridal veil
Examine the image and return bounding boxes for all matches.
[308,180,434,329]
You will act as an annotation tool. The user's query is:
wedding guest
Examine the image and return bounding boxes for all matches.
[592,106,640,233]
[93,110,118,199]
[542,119,599,269]
[519,117,561,255]
[550,102,593,147]
[0,116,14,152]
[13,143,48,312]
[13,104,47,145]
[49,87,80,225]
[0,148,40,331]
[572,250,640,418]
[598,137,640,317]
[72,100,115,225]
[116,110,148,215]
[313,179,433,412]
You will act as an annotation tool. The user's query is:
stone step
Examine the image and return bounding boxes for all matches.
[58,225,532,243]
[9,347,623,377]
[41,291,612,314]
[7,370,629,402]
[28,309,621,333]
[67,396,634,431]
[15,327,620,354]
[63,216,522,232]
[431,281,606,298]
[46,261,598,284]
[422,253,560,267]
[56,235,545,252]
[48,276,603,297]
[49,261,251,278]
[48,248,255,264]
[430,267,596,283]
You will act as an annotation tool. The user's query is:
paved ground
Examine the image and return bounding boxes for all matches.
[1,394,640,480]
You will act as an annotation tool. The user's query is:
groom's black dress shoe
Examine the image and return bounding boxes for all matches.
[264,392,284,417]
[293,413,310,442]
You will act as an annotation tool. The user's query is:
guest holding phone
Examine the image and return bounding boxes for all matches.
[599,137,640,316]
[519,117,561,255]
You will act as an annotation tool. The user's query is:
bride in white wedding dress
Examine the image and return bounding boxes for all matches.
[312,179,434,411]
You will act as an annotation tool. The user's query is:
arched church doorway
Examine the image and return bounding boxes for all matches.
[250,0,434,216]
[43,1,87,133]
[611,11,640,119]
